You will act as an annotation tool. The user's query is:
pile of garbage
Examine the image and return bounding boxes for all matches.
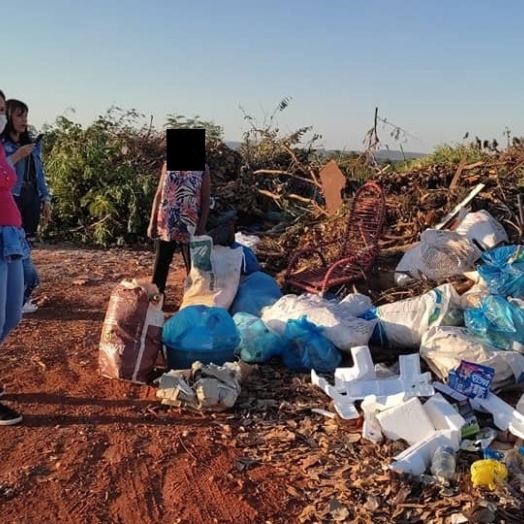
[164,210,524,489]
[97,179,524,502]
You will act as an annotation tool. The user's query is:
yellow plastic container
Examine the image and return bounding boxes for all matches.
[470,459,508,490]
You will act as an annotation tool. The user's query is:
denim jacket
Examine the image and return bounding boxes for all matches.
[1,138,52,203]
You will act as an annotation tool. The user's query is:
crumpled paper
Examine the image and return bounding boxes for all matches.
[156,360,253,412]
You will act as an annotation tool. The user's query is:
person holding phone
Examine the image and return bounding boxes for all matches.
[0,89,28,425]
[1,99,51,313]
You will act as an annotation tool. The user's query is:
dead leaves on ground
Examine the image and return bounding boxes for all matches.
[223,364,524,524]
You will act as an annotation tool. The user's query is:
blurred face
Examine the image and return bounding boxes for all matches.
[11,108,28,134]
[0,97,6,134]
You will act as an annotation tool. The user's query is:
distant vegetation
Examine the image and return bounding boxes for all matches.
[36,99,524,247]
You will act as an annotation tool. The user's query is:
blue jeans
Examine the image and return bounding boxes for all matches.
[0,226,28,346]
[0,257,23,345]
[23,254,40,305]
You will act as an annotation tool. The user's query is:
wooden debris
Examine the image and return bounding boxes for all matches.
[319,160,346,215]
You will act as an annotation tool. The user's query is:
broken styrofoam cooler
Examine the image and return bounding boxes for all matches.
[375,397,435,445]
[361,393,465,447]
[378,394,465,476]
[390,430,460,477]
[311,346,434,420]
[357,390,466,475]
[470,392,524,440]
[335,348,434,398]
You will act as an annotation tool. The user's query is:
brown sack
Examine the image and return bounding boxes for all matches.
[99,279,165,384]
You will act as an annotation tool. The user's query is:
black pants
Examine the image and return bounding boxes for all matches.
[151,240,191,294]
[14,188,41,240]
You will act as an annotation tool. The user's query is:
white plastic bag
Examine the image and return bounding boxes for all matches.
[420,325,524,392]
[181,235,244,310]
[369,284,463,349]
[455,210,508,252]
[395,229,481,285]
[260,293,377,351]
[339,293,374,317]
[234,232,261,252]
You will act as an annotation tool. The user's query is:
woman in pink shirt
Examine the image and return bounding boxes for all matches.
[0,89,31,426]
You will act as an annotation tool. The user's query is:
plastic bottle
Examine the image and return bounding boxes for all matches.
[504,446,524,475]
[431,446,456,483]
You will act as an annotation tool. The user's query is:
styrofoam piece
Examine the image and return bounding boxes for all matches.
[311,370,359,419]
[423,393,465,449]
[313,354,434,420]
[311,408,336,419]
[470,392,524,439]
[361,392,408,414]
[334,345,376,392]
[399,353,422,376]
[390,429,459,476]
[424,393,466,433]
[362,411,383,444]
[343,354,434,399]
[375,397,435,445]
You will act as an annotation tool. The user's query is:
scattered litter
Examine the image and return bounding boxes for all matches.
[470,459,508,490]
[448,360,495,399]
[312,353,433,420]
[234,232,261,251]
[470,392,524,440]
[433,382,481,438]
[156,361,252,412]
[311,408,336,419]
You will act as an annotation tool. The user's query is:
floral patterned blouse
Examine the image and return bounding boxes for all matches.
[156,166,208,243]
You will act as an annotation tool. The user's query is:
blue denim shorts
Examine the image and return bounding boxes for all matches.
[0,226,30,262]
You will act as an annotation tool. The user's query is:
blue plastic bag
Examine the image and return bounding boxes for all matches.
[229,271,283,317]
[233,312,289,363]
[282,316,342,373]
[162,306,240,369]
[477,245,524,298]
[231,242,261,275]
[464,294,524,351]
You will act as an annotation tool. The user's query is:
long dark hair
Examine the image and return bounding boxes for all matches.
[1,99,32,145]
[0,89,5,101]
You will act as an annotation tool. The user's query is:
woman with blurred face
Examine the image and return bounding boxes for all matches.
[1,99,51,313]
[0,89,30,425]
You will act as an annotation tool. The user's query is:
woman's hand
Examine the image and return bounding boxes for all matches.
[147,222,157,239]
[41,202,52,223]
[19,144,35,158]
[10,144,35,164]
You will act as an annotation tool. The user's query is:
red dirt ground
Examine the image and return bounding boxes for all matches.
[1,245,310,524]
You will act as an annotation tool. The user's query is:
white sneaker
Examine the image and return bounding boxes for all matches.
[22,300,39,314]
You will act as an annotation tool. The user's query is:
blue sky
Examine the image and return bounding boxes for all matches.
[1,0,523,153]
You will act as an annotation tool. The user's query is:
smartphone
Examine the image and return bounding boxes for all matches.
[34,134,44,145]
